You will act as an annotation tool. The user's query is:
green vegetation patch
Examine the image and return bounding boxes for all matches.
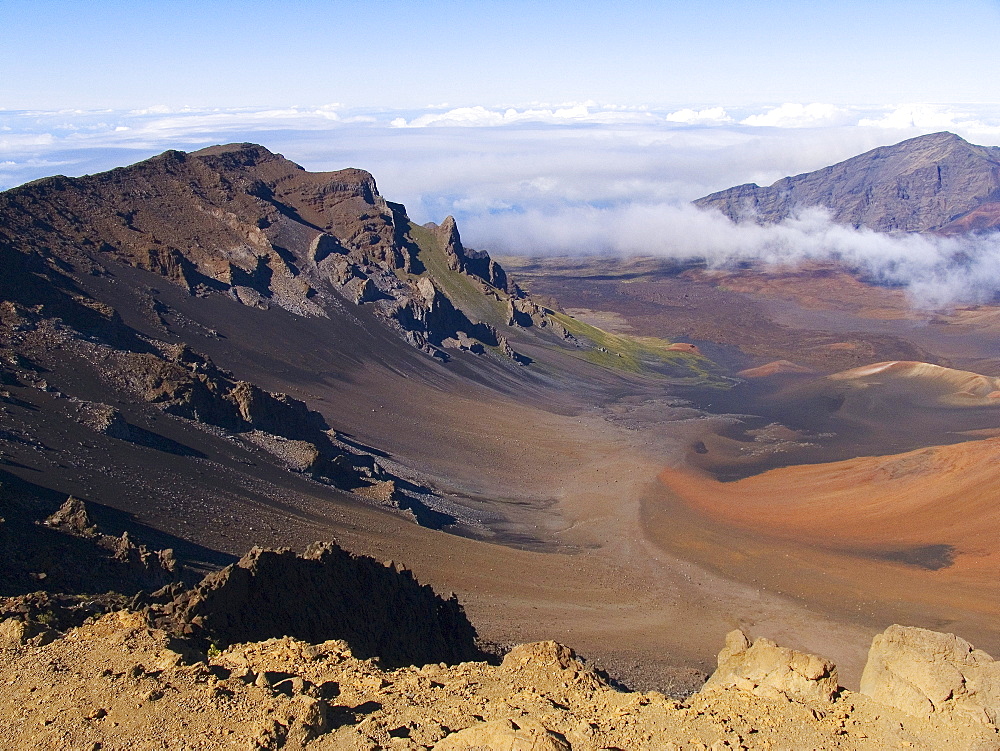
[407,222,510,328]
[551,311,730,386]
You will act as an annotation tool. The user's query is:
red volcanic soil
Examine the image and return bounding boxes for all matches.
[659,438,1000,569]
[646,436,1000,678]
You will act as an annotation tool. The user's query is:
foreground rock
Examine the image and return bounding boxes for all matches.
[861,624,1000,725]
[2,616,1000,749]
[701,628,839,703]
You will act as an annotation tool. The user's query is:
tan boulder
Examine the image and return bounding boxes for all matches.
[500,641,605,692]
[701,629,839,703]
[0,618,57,649]
[433,718,570,750]
[501,641,581,672]
[860,624,1000,724]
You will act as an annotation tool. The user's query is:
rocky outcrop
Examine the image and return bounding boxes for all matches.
[105,343,392,488]
[434,718,571,750]
[154,543,483,668]
[500,640,607,693]
[861,624,1000,724]
[43,496,98,537]
[74,401,133,440]
[43,497,181,590]
[702,629,839,703]
[429,215,510,292]
[0,616,57,649]
[695,132,1000,233]
[0,491,182,600]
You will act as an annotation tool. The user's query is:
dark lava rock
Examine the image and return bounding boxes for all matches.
[154,542,483,668]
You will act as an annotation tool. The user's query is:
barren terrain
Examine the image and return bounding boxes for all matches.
[4,144,1000,745]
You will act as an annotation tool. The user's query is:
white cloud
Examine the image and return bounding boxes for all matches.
[466,202,1000,309]
[665,107,732,125]
[741,103,851,128]
[390,104,657,128]
[0,132,56,151]
[856,103,1000,139]
[3,102,1000,310]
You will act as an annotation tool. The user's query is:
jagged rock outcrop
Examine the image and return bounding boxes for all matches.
[429,215,511,292]
[702,629,839,703]
[102,343,388,486]
[0,492,182,600]
[43,496,98,537]
[861,624,1000,724]
[434,718,571,750]
[44,497,180,589]
[74,401,133,440]
[500,640,607,692]
[153,542,482,668]
[695,132,1000,233]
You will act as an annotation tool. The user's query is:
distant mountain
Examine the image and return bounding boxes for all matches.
[694,132,1000,233]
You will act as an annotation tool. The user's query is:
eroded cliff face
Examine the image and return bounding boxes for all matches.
[695,131,1000,233]
[0,143,550,361]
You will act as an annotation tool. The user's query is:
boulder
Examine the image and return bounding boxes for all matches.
[44,497,97,537]
[0,618,57,649]
[500,641,606,692]
[701,629,838,703]
[860,624,1000,724]
[434,718,570,750]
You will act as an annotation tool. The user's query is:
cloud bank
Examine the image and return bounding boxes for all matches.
[466,203,1000,309]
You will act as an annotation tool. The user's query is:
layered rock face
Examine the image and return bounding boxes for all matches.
[695,131,1000,233]
[0,144,560,520]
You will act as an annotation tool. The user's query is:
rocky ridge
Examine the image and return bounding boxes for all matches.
[695,131,1000,233]
[2,608,999,749]
[0,144,579,525]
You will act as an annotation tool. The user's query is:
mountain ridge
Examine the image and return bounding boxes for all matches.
[0,142,549,363]
[694,131,1000,233]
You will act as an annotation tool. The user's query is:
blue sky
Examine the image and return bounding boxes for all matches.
[3,0,1000,109]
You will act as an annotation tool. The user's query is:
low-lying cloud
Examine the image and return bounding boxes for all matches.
[466,204,1000,310]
